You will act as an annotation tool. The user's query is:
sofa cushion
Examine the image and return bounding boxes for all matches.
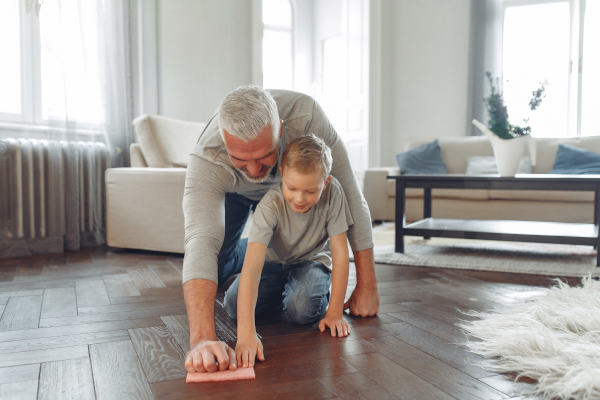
[395,140,447,174]
[133,114,207,168]
[548,144,600,174]
[466,156,533,174]
[533,136,600,173]
[407,137,496,174]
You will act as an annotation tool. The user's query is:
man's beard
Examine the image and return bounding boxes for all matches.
[237,164,275,183]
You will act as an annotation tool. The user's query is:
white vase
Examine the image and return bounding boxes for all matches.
[472,119,537,177]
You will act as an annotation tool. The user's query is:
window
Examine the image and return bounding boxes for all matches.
[0,1,104,133]
[262,0,294,90]
[501,0,598,138]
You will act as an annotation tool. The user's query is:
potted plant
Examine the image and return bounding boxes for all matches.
[472,72,548,176]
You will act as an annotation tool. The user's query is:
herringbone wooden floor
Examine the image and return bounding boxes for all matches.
[0,245,578,399]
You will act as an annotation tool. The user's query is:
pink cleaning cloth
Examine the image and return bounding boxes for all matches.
[186,367,255,383]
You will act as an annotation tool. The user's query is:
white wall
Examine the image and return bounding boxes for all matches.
[376,0,472,166]
[157,0,254,123]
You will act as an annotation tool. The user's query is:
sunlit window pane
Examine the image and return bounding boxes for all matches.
[581,0,600,137]
[0,0,22,114]
[263,30,293,90]
[503,3,570,138]
[262,0,291,28]
[39,1,103,124]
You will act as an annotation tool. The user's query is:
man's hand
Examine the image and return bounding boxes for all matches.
[184,339,237,373]
[235,333,265,368]
[344,284,379,316]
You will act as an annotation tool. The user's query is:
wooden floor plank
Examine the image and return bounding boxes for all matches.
[38,306,187,328]
[262,338,378,367]
[194,380,337,400]
[138,286,183,297]
[166,260,183,274]
[0,289,44,299]
[89,340,155,400]
[161,315,190,353]
[0,295,43,331]
[318,372,399,400]
[41,287,77,319]
[381,322,493,379]
[110,291,184,305]
[147,263,182,287]
[343,353,454,400]
[150,357,357,400]
[479,375,537,398]
[378,293,423,304]
[377,286,425,296]
[377,303,411,313]
[127,268,167,290]
[398,299,478,326]
[0,330,129,354]
[129,326,187,383]
[76,280,111,307]
[0,317,163,343]
[388,310,467,344]
[0,264,18,282]
[0,380,39,400]
[262,325,388,351]
[38,358,95,400]
[365,335,508,400]
[0,364,40,385]
[0,345,89,368]
[0,281,75,293]
[14,259,44,277]
[78,298,185,316]
[102,274,141,297]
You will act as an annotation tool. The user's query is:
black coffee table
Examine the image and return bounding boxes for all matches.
[389,174,600,266]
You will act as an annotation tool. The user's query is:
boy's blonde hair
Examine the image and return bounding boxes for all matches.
[281,134,332,181]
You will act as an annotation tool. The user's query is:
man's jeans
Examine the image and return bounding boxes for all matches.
[219,193,331,325]
[217,192,260,286]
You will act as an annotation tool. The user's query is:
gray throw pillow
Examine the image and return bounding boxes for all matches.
[466,156,533,174]
[395,140,447,175]
[549,144,600,174]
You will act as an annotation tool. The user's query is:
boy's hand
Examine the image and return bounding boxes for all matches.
[235,333,265,368]
[319,314,350,338]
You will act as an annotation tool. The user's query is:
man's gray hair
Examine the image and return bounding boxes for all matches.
[218,85,280,143]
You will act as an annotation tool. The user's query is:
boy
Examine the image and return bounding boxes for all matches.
[223,134,353,368]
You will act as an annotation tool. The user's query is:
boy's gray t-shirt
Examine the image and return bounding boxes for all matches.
[248,177,353,270]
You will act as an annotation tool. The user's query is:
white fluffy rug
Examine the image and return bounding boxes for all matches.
[361,222,600,278]
[460,276,600,399]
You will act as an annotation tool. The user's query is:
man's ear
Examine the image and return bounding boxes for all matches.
[279,120,284,138]
[324,175,332,188]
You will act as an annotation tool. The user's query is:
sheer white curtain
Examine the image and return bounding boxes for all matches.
[40,0,133,152]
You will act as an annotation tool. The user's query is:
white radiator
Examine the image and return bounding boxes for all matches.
[0,138,111,258]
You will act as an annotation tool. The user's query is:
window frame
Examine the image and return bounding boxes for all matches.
[0,0,106,138]
[499,0,588,137]
[261,0,296,90]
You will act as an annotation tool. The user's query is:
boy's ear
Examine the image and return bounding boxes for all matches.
[279,165,283,175]
[324,175,332,187]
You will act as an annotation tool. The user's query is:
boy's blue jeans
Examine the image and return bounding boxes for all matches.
[219,193,331,325]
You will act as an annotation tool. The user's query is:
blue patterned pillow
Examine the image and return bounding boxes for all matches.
[549,144,600,174]
[395,140,447,175]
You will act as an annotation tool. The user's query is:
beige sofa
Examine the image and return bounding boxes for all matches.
[106,115,206,253]
[364,136,600,223]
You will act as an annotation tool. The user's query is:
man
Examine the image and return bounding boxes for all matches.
[183,86,378,373]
